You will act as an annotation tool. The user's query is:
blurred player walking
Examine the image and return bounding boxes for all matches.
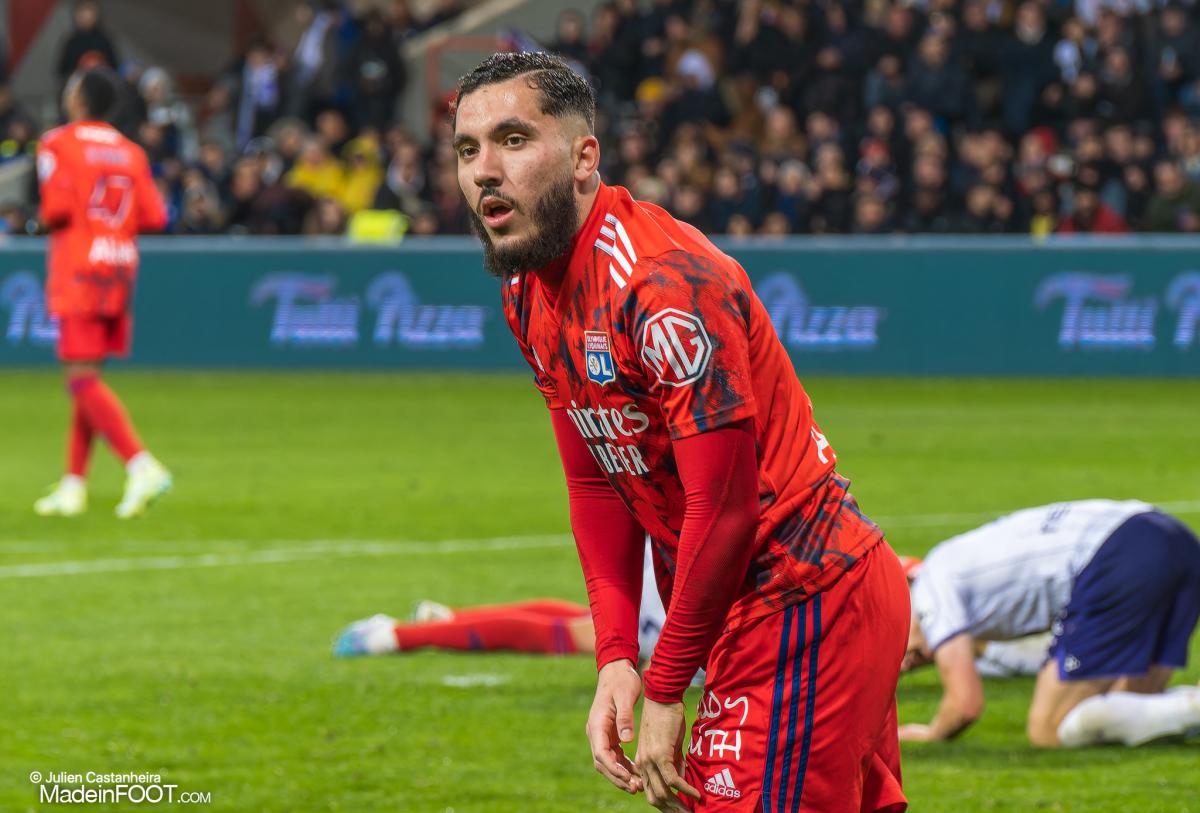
[34,68,171,519]
[454,53,908,812]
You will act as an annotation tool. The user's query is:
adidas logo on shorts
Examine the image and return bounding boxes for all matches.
[704,768,741,799]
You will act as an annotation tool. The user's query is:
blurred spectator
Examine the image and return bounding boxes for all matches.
[139,67,196,162]
[551,10,590,65]
[233,39,283,150]
[1057,180,1130,233]
[0,84,35,157]
[285,1,340,120]
[1003,2,1057,136]
[852,193,894,233]
[285,137,343,201]
[907,35,974,124]
[373,139,427,213]
[1148,5,1200,110]
[952,184,1011,233]
[340,135,384,213]
[343,9,405,131]
[589,1,643,105]
[0,201,29,234]
[177,178,224,235]
[1145,159,1200,231]
[57,1,120,86]
[305,196,348,235]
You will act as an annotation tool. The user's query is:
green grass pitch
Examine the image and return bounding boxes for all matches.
[0,371,1198,812]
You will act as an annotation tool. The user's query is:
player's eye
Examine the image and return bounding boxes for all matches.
[503,134,526,148]
[457,144,477,159]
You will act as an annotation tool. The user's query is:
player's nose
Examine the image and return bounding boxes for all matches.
[472,144,503,189]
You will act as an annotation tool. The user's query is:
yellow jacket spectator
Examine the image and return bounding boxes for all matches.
[284,138,343,201]
[339,135,384,214]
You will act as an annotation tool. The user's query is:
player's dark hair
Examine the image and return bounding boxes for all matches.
[454,52,595,132]
[74,68,120,120]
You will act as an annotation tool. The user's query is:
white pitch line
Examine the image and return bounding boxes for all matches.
[0,535,571,580]
[3,500,1198,581]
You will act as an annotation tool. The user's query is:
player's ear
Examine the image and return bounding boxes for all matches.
[573,134,600,183]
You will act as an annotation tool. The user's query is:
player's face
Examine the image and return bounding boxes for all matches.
[454,78,579,277]
[901,611,933,672]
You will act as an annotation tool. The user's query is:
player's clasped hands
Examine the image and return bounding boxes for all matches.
[585,659,701,811]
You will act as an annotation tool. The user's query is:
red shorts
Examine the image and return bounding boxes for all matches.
[683,542,910,813]
[56,312,132,362]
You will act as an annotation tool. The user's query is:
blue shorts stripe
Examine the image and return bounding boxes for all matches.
[792,593,822,812]
[760,605,794,813]
[777,602,808,813]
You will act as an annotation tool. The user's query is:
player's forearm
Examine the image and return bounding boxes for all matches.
[550,408,644,668]
[642,420,759,703]
[926,695,982,740]
[573,504,644,669]
[926,635,985,740]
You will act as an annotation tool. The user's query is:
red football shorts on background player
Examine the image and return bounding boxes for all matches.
[57,310,133,362]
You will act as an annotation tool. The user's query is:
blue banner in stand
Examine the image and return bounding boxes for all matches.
[1,235,1197,375]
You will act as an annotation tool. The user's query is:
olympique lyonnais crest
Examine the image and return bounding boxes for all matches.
[585,331,617,385]
[640,308,713,387]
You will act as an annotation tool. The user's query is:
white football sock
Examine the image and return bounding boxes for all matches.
[126,451,155,475]
[61,474,86,491]
[1057,688,1200,747]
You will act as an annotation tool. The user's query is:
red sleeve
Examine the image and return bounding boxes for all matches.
[550,408,644,670]
[37,140,73,229]
[134,153,168,232]
[625,251,757,440]
[641,419,759,703]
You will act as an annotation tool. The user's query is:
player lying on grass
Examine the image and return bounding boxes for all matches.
[33,68,172,519]
[453,52,909,812]
[900,499,1200,747]
[334,597,595,657]
[334,545,700,684]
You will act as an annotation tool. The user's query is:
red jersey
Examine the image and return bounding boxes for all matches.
[37,120,167,316]
[502,183,883,630]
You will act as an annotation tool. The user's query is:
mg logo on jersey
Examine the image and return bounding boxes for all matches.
[584,331,617,385]
[640,308,712,387]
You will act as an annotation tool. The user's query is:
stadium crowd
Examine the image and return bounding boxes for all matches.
[7,0,1200,236]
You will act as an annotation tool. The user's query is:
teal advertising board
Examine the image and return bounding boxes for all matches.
[2,236,1197,375]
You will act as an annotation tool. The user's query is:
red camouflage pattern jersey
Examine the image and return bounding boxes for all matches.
[502,182,883,628]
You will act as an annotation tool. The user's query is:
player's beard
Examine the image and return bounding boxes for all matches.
[469,172,578,279]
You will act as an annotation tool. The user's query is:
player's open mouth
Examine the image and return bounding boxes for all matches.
[480,197,515,229]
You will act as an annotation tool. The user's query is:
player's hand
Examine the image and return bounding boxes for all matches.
[586,659,644,794]
[635,698,701,811]
[898,723,935,742]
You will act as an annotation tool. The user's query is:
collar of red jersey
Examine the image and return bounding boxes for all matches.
[528,181,618,299]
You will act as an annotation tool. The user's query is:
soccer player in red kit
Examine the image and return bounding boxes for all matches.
[453,53,910,812]
[33,69,172,519]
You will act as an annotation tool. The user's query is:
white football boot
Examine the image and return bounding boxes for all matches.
[411,600,455,623]
[114,453,172,519]
[333,614,399,657]
[33,476,88,517]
